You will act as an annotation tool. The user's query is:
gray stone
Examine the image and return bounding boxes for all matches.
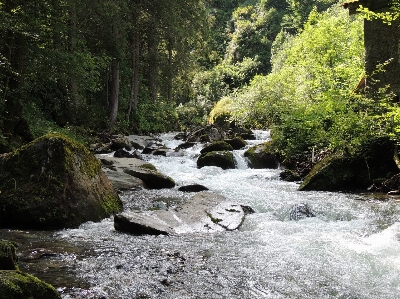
[114,192,246,235]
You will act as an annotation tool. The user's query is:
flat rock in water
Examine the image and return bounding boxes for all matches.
[114,212,174,235]
[114,192,246,235]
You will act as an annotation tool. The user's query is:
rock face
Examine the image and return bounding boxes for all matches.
[0,241,18,270]
[0,133,123,229]
[0,270,61,299]
[244,141,279,169]
[197,151,235,169]
[114,192,246,235]
[299,137,399,191]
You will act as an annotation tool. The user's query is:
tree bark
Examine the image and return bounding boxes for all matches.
[168,42,173,103]
[148,24,158,102]
[69,0,79,124]
[128,18,140,122]
[109,60,120,131]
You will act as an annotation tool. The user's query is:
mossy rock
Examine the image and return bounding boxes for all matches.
[224,137,247,150]
[244,141,279,169]
[200,141,233,155]
[0,241,18,270]
[299,137,398,191]
[299,153,370,191]
[139,163,158,172]
[197,151,235,170]
[0,133,123,229]
[299,138,399,191]
[0,270,60,299]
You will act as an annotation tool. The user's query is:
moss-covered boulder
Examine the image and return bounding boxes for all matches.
[200,141,233,155]
[124,164,175,189]
[197,151,235,170]
[299,137,399,191]
[0,241,18,270]
[244,141,279,169]
[0,270,60,299]
[0,133,123,229]
[224,137,247,150]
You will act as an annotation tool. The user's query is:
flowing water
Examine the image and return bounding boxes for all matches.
[1,131,400,298]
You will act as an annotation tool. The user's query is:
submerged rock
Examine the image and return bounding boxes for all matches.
[114,192,247,235]
[0,133,123,229]
[289,203,316,221]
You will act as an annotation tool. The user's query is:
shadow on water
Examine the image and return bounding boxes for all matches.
[0,229,91,290]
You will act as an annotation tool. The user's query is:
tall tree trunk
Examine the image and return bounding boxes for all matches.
[109,60,120,131]
[69,0,78,124]
[148,24,158,102]
[128,21,140,122]
[168,42,173,103]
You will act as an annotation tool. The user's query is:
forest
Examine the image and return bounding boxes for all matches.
[1,0,400,163]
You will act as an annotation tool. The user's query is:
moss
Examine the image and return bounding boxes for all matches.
[0,133,122,229]
[200,141,233,154]
[0,241,18,270]
[100,193,123,215]
[0,270,60,299]
[197,151,235,170]
[206,212,222,224]
[244,141,279,169]
[298,152,372,191]
[139,163,157,172]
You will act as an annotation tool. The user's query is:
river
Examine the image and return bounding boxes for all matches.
[1,131,400,298]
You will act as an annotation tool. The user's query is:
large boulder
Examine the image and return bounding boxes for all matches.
[0,241,18,270]
[0,133,123,229]
[197,151,235,170]
[244,141,279,169]
[299,137,399,191]
[0,270,60,299]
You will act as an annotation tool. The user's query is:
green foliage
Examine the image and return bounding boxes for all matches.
[134,100,180,134]
[357,2,400,24]
[225,2,285,73]
[228,5,366,158]
[176,100,211,129]
[282,0,339,30]
[209,97,234,124]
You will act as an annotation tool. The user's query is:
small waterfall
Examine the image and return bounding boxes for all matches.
[233,150,249,169]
